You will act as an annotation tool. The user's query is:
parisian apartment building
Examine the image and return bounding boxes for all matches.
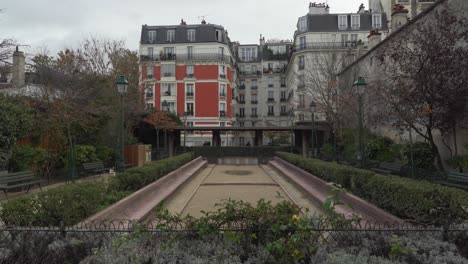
[139,2,397,146]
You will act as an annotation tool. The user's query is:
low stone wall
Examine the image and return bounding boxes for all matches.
[269,157,402,224]
[81,157,207,227]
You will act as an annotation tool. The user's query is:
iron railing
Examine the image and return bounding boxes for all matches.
[140,53,234,64]
[293,41,368,52]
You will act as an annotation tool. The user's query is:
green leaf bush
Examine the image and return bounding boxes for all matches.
[276,152,468,225]
[8,145,49,172]
[0,153,194,226]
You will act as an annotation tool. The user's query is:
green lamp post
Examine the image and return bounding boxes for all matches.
[162,100,169,158]
[116,75,129,172]
[353,77,367,168]
[309,101,317,157]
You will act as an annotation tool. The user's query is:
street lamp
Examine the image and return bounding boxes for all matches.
[289,109,295,153]
[116,75,128,172]
[353,77,367,168]
[183,111,189,153]
[162,100,169,158]
[309,101,317,157]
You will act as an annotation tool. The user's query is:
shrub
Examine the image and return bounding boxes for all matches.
[95,145,115,166]
[276,152,468,225]
[365,136,399,162]
[8,145,49,172]
[110,153,193,192]
[0,153,194,226]
[320,143,334,157]
[401,142,435,169]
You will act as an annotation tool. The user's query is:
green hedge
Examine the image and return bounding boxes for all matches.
[194,147,289,162]
[110,153,193,191]
[276,152,468,225]
[0,153,194,226]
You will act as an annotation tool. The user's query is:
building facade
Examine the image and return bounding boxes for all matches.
[139,22,236,146]
[286,2,388,137]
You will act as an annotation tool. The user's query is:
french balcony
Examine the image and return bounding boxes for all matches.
[239,70,262,77]
[280,98,287,102]
[251,100,258,104]
[267,112,275,116]
[250,86,258,90]
[140,53,233,64]
[163,91,172,96]
[280,112,289,116]
[219,111,226,117]
[146,74,154,79]
[186,73,195,78]
[281,83,286,88]
[267,98,275,103]
[251,114,258,118]
[219,74,227,79]
[292,41,368,52]
[239,84,246,90]
[145,92,154,99]
[238,100,245,104]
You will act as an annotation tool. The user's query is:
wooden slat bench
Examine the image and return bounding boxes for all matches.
[82,161,109,175]
[0,170,43,199]
[444,172,468,189]
[371,162,403,175]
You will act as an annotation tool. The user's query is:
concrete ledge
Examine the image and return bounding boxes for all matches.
[81,157,207,226]
[269,157,402,224]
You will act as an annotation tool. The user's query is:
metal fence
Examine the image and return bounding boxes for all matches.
[0,219,466,263]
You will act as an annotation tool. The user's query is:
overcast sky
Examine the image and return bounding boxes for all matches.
[1,0,366,57]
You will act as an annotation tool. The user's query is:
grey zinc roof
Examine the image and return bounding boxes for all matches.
[140,24,230,45]
[299,12,388,34]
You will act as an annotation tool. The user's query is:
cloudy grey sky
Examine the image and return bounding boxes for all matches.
[1,0,366,57]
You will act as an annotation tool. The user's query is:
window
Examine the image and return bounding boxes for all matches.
[146,103,154,109]
[220,84,226,97]
[251,122,256,127]
[167,29,175,42]
[341,34,349,47]
[220,103,226,116]
[372,14,382,29]
[145,85,153,98]
[268,77,274,87]
[299,94,305,108]
[239,107,245,117]
[161,64,175,77]
[251,107,257,116]
[281,77,286,87]
[187,122,194,127]
[281,105,287,114]
[162,83,175,96]
[351,15,360,29]
[298,56,305,70]
[148,30,156,43]
[186,103,194,115]
[187,46,193,59]
[299,114,305,121]
[251,94,257,102]
[163,47,175,60]
[239,122,245,128]
[281,91,286,100]
[186,84,194,96]
[215,30,222,42]
[220,122,225,127]
[252,65,257,74]
[252,79,257,88]
[299,36,306,50]
[219,47,224,56]
[146,66,153,78]
[239,47,257,62]
[219,65,226,77]
[147,47,154,58]
[338,15,348,30]
[268,106,274,115]
[186,65,194,77]
[351,34,358,43]
[187,29,196,42]
[268,91,274,100]
[163,101,175,112]
[299,75,305,87]
[298,17,307,31]
[268,63,273,71]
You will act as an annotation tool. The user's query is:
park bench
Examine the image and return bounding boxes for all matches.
[371,162,403,175]
[0,170,43,199]
[82,161,109,175]
[446,172,468,186]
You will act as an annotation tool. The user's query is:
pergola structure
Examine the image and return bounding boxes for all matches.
[162,122,330,158]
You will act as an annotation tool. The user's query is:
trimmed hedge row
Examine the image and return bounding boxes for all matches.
[276,152,468,225]
[0,153,194,226]
[110,153,194,191]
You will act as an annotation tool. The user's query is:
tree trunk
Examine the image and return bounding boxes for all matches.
[0,146,13,171]
[427,128,445,172]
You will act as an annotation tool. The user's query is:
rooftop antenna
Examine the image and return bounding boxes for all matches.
[198,15,208,24]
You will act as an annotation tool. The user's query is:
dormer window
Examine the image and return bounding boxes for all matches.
[148,30,156,43]
[351,15,360,29]
[372,14,382,29]
[167,29,175,42]
[215,30,222,42]
[187,29,196,42]
[338,15,348,30]
[298,17,307,31]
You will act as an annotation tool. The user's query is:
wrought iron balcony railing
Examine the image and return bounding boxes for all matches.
[140,53,233,64]
[293,41,368,52]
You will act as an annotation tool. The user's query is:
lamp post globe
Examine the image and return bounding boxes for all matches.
[353,77,367,167]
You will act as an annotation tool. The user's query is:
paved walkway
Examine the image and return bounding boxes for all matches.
[163,164,322,218]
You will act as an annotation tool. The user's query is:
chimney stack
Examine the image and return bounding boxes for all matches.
[367,30,382,49]
[12,46,25,88]
[259,34,265,46]
[391,4,408,31]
